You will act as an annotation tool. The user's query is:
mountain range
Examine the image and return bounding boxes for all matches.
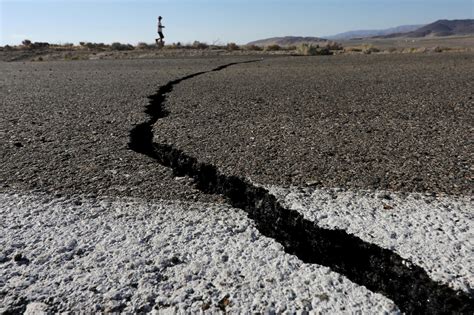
[247,19,474,45]
[326,25,423,40]
[376,19,474,38]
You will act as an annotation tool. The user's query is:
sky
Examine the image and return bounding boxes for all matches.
[1,0,473,46]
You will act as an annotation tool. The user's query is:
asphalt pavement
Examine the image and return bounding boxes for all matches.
[1,54,473,312]
[0,57,253,202]
[156,53,473,195]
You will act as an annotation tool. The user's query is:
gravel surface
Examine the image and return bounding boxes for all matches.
[0,192,399,313]
[155,53,474,195]
[268,186,474,293]
[0,57,255,203]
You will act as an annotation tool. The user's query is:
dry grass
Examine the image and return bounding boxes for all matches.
[243,45,262,51]
[226,42,240,51]
[264,44,282,51]
[1,37,472,62]
[295,44,323,55]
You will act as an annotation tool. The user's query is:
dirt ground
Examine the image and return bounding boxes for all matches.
[1,35,472,62]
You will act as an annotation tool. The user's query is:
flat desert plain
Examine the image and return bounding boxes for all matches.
[1,53,473,313]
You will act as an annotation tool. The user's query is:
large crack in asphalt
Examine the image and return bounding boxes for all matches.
[129,60,473,314]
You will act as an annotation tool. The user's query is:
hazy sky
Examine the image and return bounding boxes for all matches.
[1,0,473,45]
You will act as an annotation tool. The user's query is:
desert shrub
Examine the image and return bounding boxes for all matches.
[21,40,49,50]
[403,47,432,54]
[111,42,134,51]
[345,47,362,53]
[31,42,50,49]
[136,42,152,50]
[432,46,450,53]
[243,44,262,51]
[404,47,429,53]
[226,42,240,51]
[297,44,332,56]
[165,42,182,49]
[265,44,281,51]
[83,42,107,50]
[192,41,209,49]
[296,43,318,55]
[325,41,343,50]
[317,47,332,55]
[362,45,380,54]
[413,47,428,53]
[385,47,398,53]
[209,45,226,50]
[180,43,192,49]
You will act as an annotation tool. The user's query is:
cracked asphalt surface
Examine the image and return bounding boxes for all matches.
[156,53,473,196]
[1,54,473,312]
[2,54,472,199]
[0,57,254,202]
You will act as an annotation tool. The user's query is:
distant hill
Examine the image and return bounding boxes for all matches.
[247,36,327,47]
[248,20,474,46]
[377,19,474,38]
[326,25,423,40]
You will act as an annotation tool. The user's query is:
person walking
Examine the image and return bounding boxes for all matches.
[156,16,165,46]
